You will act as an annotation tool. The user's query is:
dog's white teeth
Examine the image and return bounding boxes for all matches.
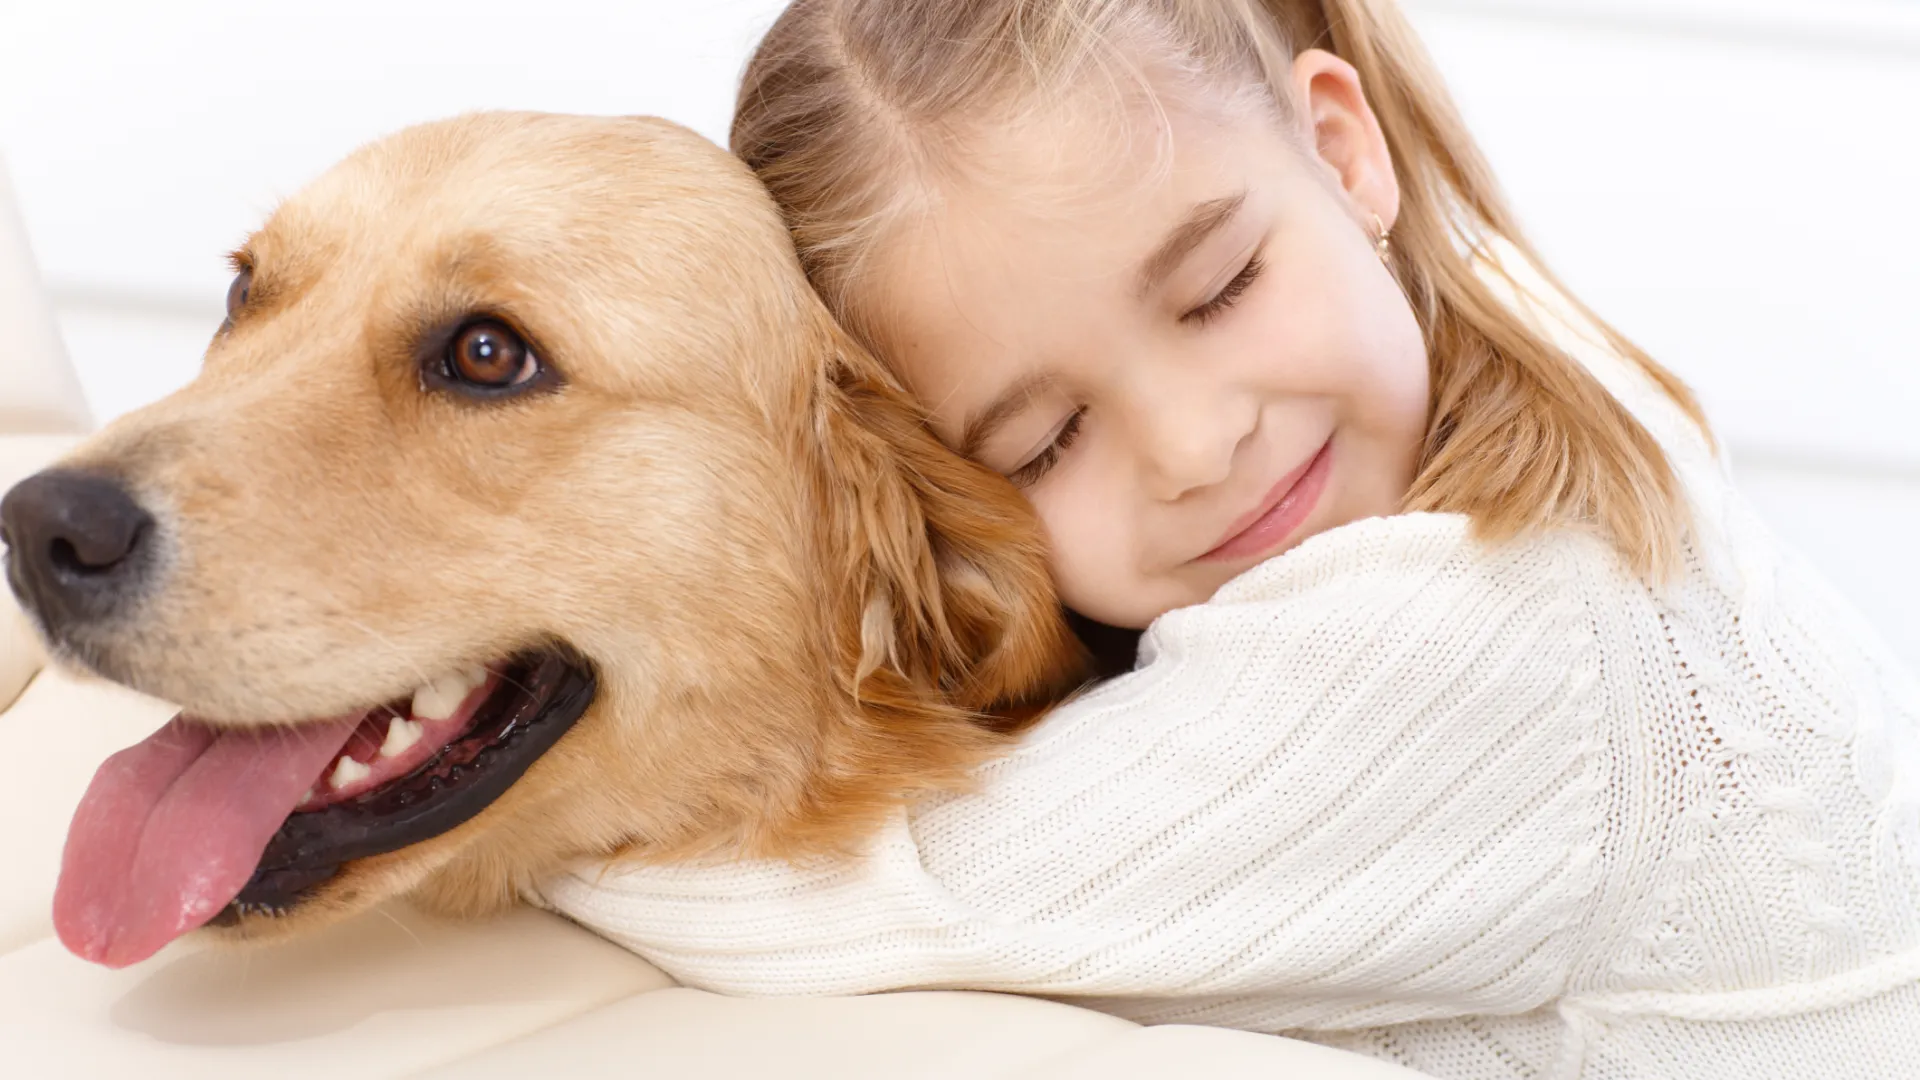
[301,786,316,804]
[411,674,468,721]
[379,717,424,759]
[410,667,489,721]
[329,756,372,791]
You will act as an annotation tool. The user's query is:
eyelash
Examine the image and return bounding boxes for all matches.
[1007,408,1086,488]
[1181,254,1265,326]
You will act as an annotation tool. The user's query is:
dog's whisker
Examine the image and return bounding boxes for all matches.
[484,665,538,699]
[334,613,436,689]
[373,905,425,950]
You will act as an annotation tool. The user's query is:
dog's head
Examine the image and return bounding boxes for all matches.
[0,112,1083,967]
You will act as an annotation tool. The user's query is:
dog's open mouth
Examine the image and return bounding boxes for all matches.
[53,647,595,968]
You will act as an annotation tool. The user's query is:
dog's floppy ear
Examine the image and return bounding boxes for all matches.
[809,328,1086,726]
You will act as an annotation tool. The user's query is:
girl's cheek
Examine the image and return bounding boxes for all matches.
[1033,485,1120,620]
[1035,493,1089,575]
[1360,293,1431,428]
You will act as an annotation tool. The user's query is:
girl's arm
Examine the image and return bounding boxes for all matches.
[536,512,1616,1030]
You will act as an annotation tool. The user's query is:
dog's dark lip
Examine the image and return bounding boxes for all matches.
[211,647,597,923]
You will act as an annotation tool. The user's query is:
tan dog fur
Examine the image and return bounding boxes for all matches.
[39,112,1085,946]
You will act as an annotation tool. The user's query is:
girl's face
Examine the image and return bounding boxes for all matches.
[867,52,1430,628]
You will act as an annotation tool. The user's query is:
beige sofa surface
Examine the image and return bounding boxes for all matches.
[0,154,1427,1079]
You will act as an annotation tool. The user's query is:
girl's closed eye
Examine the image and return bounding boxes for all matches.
[1008,408,1086,488]
[1003,250,1265,488]
[1181,253,1265,327]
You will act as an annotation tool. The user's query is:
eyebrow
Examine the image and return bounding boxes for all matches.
[959,371,1057,460]
[1134,192,1248,299]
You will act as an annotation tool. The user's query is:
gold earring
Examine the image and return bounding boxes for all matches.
[1371,213,1392,263]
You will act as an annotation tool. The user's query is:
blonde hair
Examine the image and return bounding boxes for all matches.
[733,0,1707,579]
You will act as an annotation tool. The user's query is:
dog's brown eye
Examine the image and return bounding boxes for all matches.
[447,321,536,388]
[225,268,252,316]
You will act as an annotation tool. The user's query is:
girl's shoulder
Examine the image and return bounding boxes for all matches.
[1114,511,1622,728]
[1202,510,1627,618]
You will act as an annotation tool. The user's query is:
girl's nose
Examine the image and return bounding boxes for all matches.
[1126,385,1252,503]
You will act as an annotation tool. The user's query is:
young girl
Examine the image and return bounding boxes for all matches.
[538,1,1920,1075]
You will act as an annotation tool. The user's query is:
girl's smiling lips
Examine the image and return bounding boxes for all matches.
[1198,439,1334,563]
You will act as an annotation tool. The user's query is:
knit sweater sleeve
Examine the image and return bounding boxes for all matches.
[534,513,1617,1030]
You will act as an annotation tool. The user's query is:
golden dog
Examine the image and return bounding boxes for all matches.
[0,112,1085,968]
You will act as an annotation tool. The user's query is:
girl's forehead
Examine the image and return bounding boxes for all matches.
[872,95,1284,303]
[940,84,1271,221]
[859,98,1286,386]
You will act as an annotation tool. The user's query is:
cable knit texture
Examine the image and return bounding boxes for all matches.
[535,268,1920,1079]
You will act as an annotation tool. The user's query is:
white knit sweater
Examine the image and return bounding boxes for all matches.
[534,280,1920,1079]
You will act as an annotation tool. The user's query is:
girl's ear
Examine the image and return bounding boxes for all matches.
[1290,47,1402,231]
[810,327,1087,724]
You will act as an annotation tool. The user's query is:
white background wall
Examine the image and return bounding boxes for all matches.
[3,0,1919,665]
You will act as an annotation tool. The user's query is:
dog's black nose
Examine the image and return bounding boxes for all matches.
[1,470,156,631]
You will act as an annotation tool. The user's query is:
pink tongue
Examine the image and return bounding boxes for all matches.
[54,713,361,968]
